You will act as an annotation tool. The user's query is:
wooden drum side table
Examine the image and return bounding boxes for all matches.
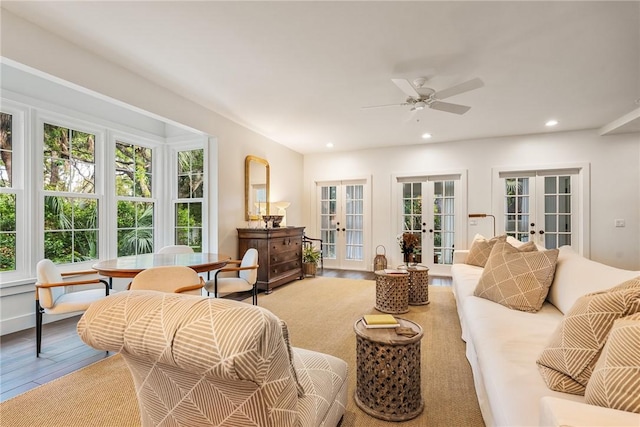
[403,265,430,306]
[374,270,410,314]
[353,317,424,421]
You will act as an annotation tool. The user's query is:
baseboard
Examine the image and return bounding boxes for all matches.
[1,311,80,336]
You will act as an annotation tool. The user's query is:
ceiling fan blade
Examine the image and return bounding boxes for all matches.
[429,101,471,115]
[361,103,406,110]
[434,77,484,100]
[391,78,421,97]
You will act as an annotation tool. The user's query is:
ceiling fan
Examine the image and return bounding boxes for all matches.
[363,77,484,115]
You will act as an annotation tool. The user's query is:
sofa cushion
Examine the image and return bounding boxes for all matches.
[547,246,640,315]
[536,277,640,395]
[584,313,640,413]
[474,237,559,312]
[466,234,500,267]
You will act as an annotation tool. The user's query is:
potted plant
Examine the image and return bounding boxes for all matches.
[302,245,321,277]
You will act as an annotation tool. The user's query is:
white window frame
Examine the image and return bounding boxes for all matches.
[109,131,163,256]
[392,170,468,276]
[166,137,209,252]
[0,101,29,283]
[491,163,590,257]
[35,111,105,270]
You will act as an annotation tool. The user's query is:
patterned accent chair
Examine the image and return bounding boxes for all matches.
[78,291,348,427]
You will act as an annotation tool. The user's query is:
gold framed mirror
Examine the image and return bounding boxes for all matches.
[245,155,270,221]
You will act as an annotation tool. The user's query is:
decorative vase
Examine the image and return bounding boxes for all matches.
[403,251,414,267]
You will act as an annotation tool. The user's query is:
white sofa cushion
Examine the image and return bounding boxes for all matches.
[536,277,640,395]
[548,246,640,314]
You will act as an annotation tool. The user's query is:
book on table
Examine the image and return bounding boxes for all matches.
[383,268,406,274]
[362,314,400,328]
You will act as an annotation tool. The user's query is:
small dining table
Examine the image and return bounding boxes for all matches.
[92,252,231,287]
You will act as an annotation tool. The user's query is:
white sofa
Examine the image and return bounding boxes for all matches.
[451,243,640,427]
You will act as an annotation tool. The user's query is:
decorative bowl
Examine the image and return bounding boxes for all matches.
[262,215,284,228]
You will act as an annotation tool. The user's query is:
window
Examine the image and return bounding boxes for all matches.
[495,166,585,254]
[115,141,154,256]
[395,172,464,271]
[0,112,16,271]
[43,123,99,263]
[175,149,203,252]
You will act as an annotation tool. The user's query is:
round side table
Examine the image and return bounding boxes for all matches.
[374,270,410,314]
[401,265,430,305]
[353,317,424,421]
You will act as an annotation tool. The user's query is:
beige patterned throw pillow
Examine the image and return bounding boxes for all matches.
[466,234,500,267]
[537,277,640,395]
[585,313,640,413]
[474,236,557,312]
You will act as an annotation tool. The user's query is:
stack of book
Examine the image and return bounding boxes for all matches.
[362,314,400,329]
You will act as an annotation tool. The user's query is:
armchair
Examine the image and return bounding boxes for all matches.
[78,291,348,427]
[205,248,258,305]
[157,245,194,254]
[128,265,204,295]
[35,259,109,357]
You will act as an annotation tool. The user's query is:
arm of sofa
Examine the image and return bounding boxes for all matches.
[453,250,469,264]
[539,396,640,427]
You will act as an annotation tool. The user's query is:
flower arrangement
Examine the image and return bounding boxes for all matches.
[397,232,419,254]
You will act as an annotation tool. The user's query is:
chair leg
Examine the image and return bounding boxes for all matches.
[36,301,43,357]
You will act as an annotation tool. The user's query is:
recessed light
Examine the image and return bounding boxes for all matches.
[326,142,334,148]
[545,120,559,127]
[421,133,432,139]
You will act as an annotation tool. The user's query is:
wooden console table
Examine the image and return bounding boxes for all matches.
[237,227,304,293]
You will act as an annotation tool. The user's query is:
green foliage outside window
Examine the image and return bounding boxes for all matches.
[1,112,16,271]
[43,123,99,264]
[174,149,204,252]
[44,196,98,263]
[0,193,16,271]
[115,142,154,256]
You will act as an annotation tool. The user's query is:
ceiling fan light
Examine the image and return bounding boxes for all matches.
[414,101,426,110]
[545,119,559,127]
[422,133,432,139]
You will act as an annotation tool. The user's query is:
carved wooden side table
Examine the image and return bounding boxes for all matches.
[374,270,410,314]
[353,317,424,421]
[403,265,430,305]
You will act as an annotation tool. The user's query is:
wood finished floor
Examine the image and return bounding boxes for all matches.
[0,269,451,402]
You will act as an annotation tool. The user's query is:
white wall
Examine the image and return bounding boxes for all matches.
[303,130,640,270]
[0,10,304,334]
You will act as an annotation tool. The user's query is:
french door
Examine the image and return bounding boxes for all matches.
[495,168,584,252]
[316,179,368,270]
[397,174,463,272]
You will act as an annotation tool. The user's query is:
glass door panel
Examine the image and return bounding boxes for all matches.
[317,181,367,269]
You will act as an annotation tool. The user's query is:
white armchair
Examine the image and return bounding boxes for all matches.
[35,259,109,357]
[205,248,259,305]
[157,245,194,254]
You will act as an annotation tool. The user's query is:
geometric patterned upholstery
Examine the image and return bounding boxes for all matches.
[474,236,558,312]
[585,313,640,413]
[77,291,347,427]
[465,234,500,267]
[536,277,640,395]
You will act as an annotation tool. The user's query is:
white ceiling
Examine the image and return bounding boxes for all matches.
[3,1,640,154]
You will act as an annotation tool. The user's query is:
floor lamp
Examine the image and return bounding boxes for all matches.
[469,213,496,237]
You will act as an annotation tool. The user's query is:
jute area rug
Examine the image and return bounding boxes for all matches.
[0,277,484,427]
